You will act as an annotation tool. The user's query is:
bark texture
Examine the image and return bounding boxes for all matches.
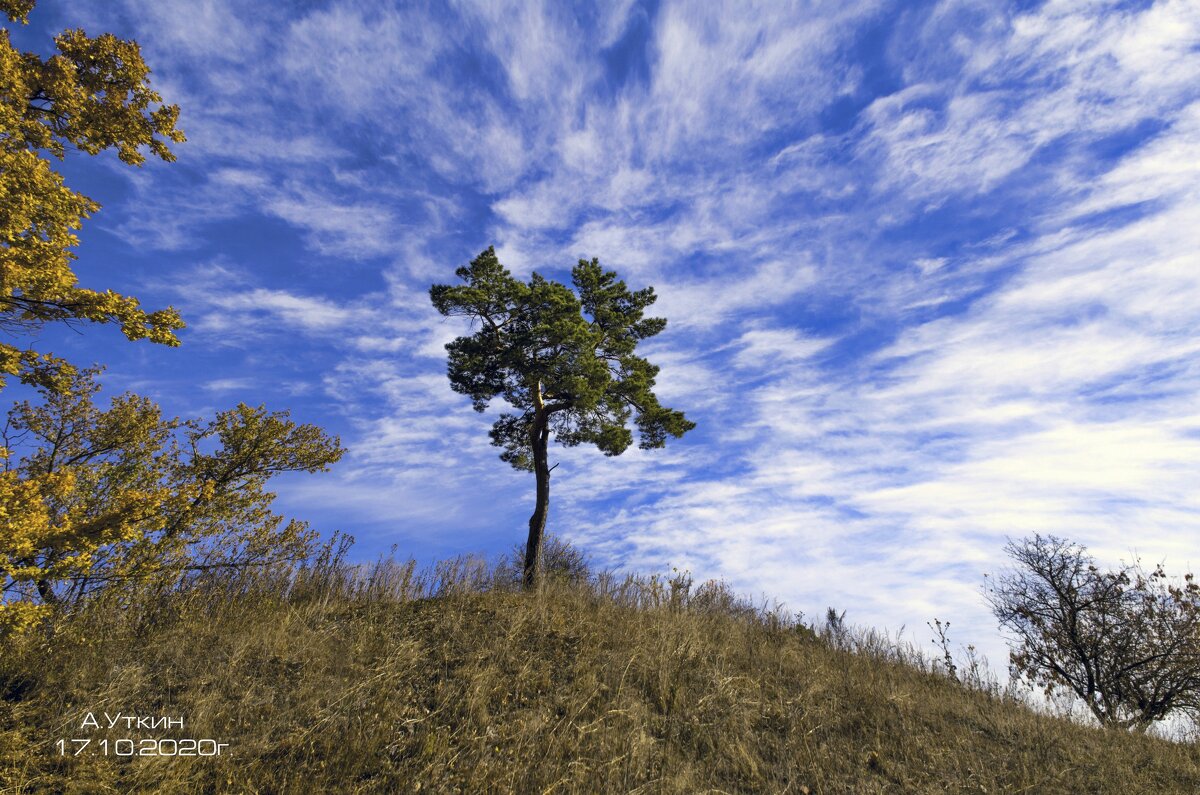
[523,410,550,589]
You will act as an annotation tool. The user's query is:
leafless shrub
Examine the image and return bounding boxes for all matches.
[986,533,1200,732]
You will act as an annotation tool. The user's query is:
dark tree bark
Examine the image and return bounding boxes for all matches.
[35,577,58,605]
[523,409,550,589]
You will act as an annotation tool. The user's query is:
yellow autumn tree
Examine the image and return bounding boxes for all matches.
[0,0,185,391]
[0,366,344,635]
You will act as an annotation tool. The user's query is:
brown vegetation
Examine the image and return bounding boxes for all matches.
[3,544,1199,794]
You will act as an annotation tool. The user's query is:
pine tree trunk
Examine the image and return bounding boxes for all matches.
[523,411,550,590]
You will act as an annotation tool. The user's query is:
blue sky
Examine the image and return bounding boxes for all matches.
[12,0,1200,665]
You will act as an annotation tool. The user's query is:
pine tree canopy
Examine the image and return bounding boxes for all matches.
[430,247,694,472]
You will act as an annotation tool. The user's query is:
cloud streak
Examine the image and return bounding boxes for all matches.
[47,0,1200,672]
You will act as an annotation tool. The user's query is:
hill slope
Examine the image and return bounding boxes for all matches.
[3,561,1199,793]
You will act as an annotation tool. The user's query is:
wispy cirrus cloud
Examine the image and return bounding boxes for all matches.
[44,0,1200,671]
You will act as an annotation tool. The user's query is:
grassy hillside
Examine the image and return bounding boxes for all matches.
[3,552,1199,794]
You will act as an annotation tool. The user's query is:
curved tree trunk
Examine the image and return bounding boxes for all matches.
[523,411,550,590]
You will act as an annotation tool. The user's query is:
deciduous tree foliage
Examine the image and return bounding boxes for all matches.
[0,366,344,635]
[0,0,185,392]
[987,534,1200,732]
[431,247,694,588]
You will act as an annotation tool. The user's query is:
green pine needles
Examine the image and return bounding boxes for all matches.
[431,248,694,587]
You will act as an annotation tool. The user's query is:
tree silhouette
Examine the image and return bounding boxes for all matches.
[431,248,694,587]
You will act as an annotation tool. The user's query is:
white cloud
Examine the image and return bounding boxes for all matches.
[202,377,256,392]
[123,0,260,60]
[655,258,819,329]
[263,187,400,260]
[56,0,1200,685]
[730,327,832,370]
[863,0,1200,204]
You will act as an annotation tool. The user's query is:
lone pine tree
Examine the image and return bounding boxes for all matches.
[431,248,694,588]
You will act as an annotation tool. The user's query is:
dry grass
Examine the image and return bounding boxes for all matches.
[3,549,1199,794]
